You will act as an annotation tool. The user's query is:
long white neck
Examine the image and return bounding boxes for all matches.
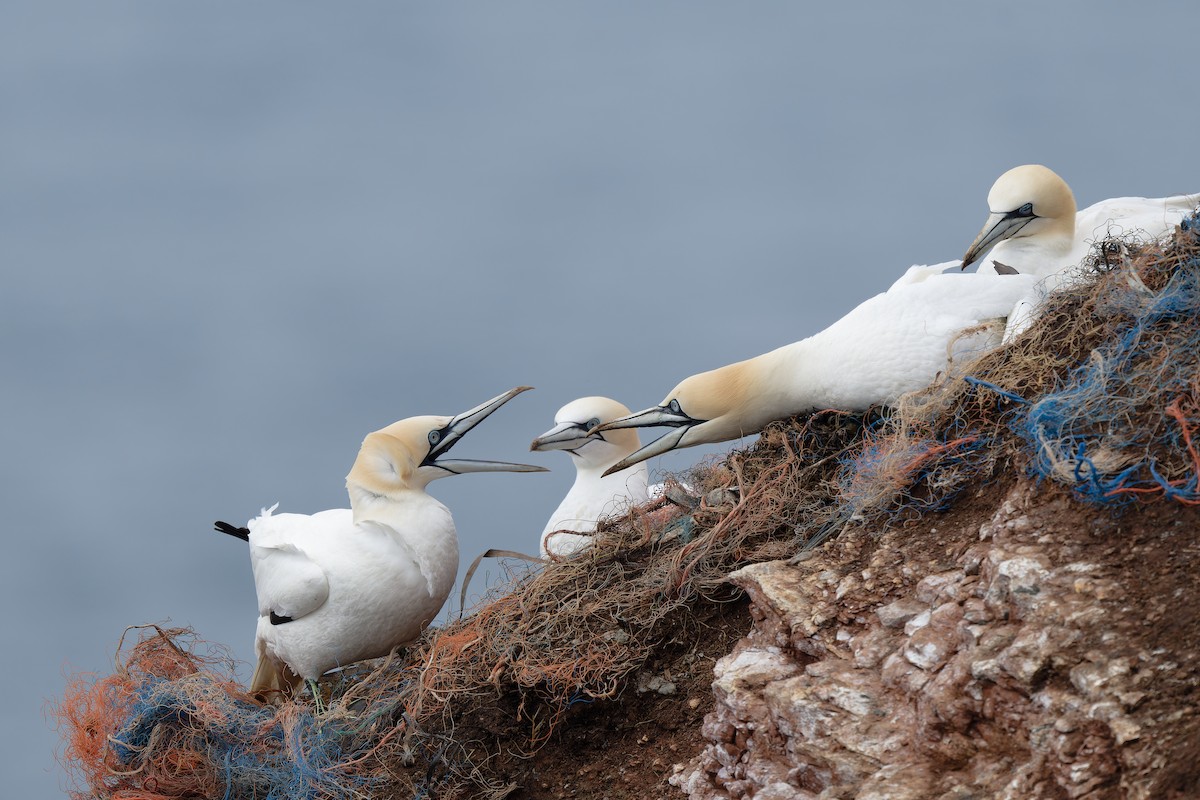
[989,226,1074,276]
[751,337,830,418]
[347,482,423,520]
[542,454,650,548]
[677,352,809,444]
[572,457,649,494]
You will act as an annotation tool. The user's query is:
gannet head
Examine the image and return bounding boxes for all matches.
[589,361,759,476]
[346,387,547,503]
[529,396,641,471]
[961,164,1077,270]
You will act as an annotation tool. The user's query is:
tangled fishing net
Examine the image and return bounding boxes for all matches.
[838,209,1200,515]
[57,210,1200,798]
[1015,217,1200,503]
[54,625,389,800]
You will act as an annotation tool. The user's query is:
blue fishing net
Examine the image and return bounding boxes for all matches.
[1017,212,1200,504]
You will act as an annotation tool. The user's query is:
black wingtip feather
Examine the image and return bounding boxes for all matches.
[214,520,250,541]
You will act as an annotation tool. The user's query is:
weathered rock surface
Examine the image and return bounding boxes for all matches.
[671,481,1200,799]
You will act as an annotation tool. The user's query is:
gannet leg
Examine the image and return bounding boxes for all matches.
[307,678,325,714]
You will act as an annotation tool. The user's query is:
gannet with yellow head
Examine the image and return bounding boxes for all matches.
[591,271,1038,474]
[961,164,1198,337]
[215,387,547,707]
[964,164,1198,276]
[530,396,650,557]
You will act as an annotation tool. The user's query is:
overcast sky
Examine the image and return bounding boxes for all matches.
[6,3,1199,796]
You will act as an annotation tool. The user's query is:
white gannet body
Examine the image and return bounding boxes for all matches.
[530,396,650,558]
[592,271,1037,474]
[246,500,451,691]
[962,164,1198,338]
[218,387,547,701]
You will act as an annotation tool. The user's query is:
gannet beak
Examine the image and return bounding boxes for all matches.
[589,403,701,476]
[961,206,1038,270]
[590,404,694,434]
[601,426,692,476]
[423,386,549,474]
[530,422,596,452]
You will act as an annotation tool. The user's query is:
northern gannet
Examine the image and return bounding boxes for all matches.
[962,164,1197,277]
[214,387,547,706]
[961,164,1198,337]
[590,271,1037,474]
[529,396,650,557]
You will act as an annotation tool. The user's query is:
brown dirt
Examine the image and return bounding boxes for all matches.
[499,597,751,800]
[1104,499,1200,798]
[503,474,1200,799]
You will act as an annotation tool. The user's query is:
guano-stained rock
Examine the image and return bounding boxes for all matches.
[671,480,1200,799]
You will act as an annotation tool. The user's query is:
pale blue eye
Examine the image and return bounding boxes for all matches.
[428,430,441,445]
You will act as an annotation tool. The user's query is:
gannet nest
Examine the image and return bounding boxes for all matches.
[56,212,1200,799]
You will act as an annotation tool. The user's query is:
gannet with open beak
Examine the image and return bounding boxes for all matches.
[214,387,547,706]
[530,396,650,557]
[590,271,1037,475]
[961,164,1198,338]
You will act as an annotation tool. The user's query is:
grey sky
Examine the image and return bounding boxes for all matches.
[5,3,1198,796]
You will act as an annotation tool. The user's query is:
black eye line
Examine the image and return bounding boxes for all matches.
[420,422,459,467]
[660,399,702,427]
[569,421,604,443]
[1004,202,1036,220]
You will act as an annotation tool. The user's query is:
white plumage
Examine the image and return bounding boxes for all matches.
[593,270,1037,474]
[529,396,650,558]
[962,164,1198,338]
[248,501,454,689]
[221,387,547,702]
